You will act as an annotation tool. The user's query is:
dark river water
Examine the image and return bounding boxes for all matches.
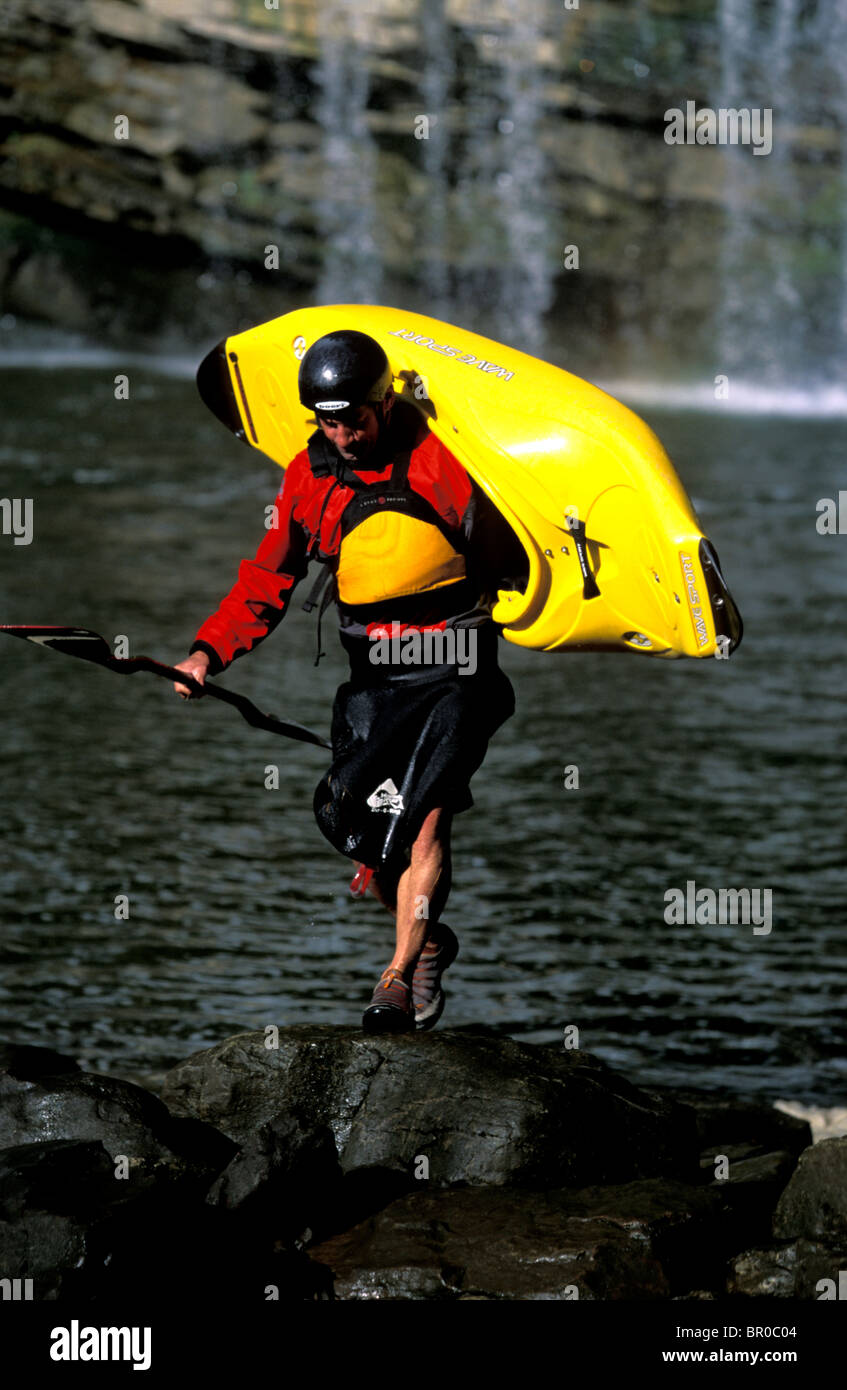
[1,366,845,1105]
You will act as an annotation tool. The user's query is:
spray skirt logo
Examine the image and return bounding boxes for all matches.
[367,779,404,815]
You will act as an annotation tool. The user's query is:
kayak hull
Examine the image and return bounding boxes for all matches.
[196,305,742,659]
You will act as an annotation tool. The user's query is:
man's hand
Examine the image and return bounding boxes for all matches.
[173,651,210,700]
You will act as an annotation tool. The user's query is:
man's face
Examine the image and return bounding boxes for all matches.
[317,392,391,463]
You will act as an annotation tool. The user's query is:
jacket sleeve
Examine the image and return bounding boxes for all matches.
[189,458,311,674]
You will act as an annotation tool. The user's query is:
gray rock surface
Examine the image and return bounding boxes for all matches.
[648,1084,813,1161]
[0,1036,828,1301]
[0,1136,322,1300]
[729,1239,847,1300]
[206,1110,343,1243]
[773,1137,847,1245]
[0,1044,235,1178]
[0,1136,199,1300]
[161,1026,699,1188]
[306,1179,742,1300]
[707,1150,798,1251]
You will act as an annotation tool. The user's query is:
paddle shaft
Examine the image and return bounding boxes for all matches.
[0,626,331,749]
[124,655,331,747]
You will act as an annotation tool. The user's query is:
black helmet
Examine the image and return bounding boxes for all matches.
[298,330,392,419]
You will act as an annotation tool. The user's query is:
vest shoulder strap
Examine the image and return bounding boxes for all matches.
[305,429,466,559]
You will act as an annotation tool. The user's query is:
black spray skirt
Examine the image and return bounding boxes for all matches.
[313,626,514,874]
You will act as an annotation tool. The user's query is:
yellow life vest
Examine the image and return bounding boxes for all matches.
[305,428,469,609]
[336,510,466,605]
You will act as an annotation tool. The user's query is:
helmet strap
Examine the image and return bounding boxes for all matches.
[376,388,394,433]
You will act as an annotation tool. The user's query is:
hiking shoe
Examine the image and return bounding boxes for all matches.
[412,923,459,1030]
[362,967,415,1033]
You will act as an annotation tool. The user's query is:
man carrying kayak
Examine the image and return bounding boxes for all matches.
[173,330,522,1033]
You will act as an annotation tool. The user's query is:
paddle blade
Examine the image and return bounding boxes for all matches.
[0,625,115,663]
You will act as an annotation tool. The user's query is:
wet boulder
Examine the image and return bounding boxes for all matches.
[206,1110,344,1243]
[0,1042,235,1189]
[0,1140,116,1299]
[646,1084,812,1161]
[728,1239,847,1299]
[0,1137,321,1302]
[0,1045,337,1296]
[773,1137,847,1245]
[162,1026,699,1189]
[705,1150,799,1251]
[720,1139,847,1300]
[306,1179,741,1301]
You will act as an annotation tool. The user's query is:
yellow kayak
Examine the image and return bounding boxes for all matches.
[196,305,742,659]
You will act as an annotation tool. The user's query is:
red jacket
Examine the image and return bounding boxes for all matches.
[191,411,480,674]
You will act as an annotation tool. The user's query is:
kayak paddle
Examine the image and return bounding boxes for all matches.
[0,625,331,749]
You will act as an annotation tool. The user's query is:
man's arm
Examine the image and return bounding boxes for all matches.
[174,457,311,698]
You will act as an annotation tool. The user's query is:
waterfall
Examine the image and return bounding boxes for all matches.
[4,0,846,402]
[764,0,804,350]
[717,0,765,379]
[717,0,842,388]
[418,0,454,317]
[442,0,555,350]
[312,1,382,306]
[828,0,847,359]
[490,0,556,351]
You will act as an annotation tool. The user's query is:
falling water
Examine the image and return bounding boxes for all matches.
[312,1,383,306]
[717,0,767,379]
[1,0,846,400]
[828,0,847,357]
[716,0,843,390]
[489,0,556,351]
[439,2,557,348]
[763,0,804,347]
[417,0,454,316]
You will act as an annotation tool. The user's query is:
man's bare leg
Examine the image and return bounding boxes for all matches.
[372,806,452,979]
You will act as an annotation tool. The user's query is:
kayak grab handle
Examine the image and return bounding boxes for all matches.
[567,519,601,601]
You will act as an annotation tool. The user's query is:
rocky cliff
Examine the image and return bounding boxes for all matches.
[0,0,843,378]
